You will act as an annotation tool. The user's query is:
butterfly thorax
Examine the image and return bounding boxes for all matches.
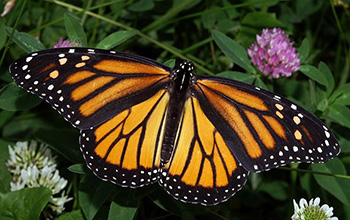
[161,60,195,165]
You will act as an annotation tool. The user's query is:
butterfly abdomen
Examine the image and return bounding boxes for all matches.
[161,60,195,164]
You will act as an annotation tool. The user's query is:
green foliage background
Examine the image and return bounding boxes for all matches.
[0,0,350,219]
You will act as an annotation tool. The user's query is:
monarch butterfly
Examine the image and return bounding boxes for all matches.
[10,47,340,206]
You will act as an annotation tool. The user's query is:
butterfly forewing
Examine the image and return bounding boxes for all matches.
[194,76,340,172]
[10,48,171,129]
[160,97,249,205]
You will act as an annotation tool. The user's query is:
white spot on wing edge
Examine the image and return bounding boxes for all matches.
[26,57,33,62]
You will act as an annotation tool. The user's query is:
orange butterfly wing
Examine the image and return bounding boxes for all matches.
[194,77,340,172]
[81,90,169,187]
[160,97,248,205]
[10,48,170,129]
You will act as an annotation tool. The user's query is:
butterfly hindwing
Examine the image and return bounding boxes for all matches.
[80,90,169,187]
[160,97,249,205]
[10,48,171,129]
[194,76,340,172]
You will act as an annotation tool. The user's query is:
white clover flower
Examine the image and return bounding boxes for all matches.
[292,197,338,220]
[1,0,15,17]
[6,141,72,215]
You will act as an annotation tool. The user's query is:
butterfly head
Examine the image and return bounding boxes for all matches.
[172,60,196,92]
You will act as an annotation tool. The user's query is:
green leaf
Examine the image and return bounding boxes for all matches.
[338,136,350,153]
[254,78,268,90]
[0,67,12,83]
[56,210,85,220]
[79,175,120,220]
[299,65,328,87]
[0,111,15,129]
[328,104,350,128]
[296,0,324,18]
[0,82,42,111]
[96,30,138,49]
[297,38,309,63]
[330,83,350,105]
[217,71,255,84]
[163,59,175,68]
[0,20,6,49]
[241,12,286,28]
[258,181,288,201]
[142,0,200,32]
[318,62,334,96]
[316,98,328,112]
[68,164,90,175]
[236,12,286,47]
[2,116,49,139]
[108,201,138,220]
[149,189,182,215]
[128,0,155,12]
[212,30,255,73]
[0,139,12,193]
[312,158,350,205]
[300,173,313,198]
[5,27,45,53]
[0,187,51,220]
[34,128,83,163]
[64,13,87,46]
[201,6,231,30]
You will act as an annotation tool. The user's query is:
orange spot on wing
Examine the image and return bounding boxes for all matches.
[81,55,90,61]
[294,130,302,140]
[75,62,86,68]
[59,58,67,65]
[49,70,59,79]
[276,111,284,119]
[293,116,301,125]
[93,60,169,75]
